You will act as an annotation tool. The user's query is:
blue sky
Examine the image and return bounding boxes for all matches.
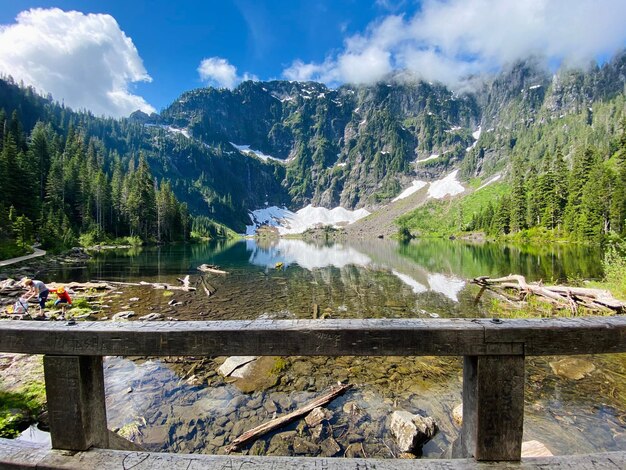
[1,1,625,117]
[0,0,410,113]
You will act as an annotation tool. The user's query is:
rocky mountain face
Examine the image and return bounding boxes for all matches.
[155,79,481,210]
[144,50,625,229]
[6,52,622,233]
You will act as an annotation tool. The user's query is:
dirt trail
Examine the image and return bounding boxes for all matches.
[0,247,46,267]
[345,186,430,238]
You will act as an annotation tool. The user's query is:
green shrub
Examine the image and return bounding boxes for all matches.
[602,241,626,298]
[71,298,90,309]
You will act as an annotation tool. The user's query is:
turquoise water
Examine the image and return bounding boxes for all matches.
[46,238,604,321]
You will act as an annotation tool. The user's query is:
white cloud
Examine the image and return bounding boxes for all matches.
[0,8,154,117]
[198,57,238,88]
[197,57,257,89]
[282,0,626,87]
[283,58,337,83]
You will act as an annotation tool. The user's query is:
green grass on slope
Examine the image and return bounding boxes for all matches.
[396,181,509,237]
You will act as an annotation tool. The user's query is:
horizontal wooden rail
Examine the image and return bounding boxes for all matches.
[2,316,626,463]
[2,438,626,469]
[1,316,625,357]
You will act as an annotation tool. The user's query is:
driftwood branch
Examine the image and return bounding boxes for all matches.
[200,277,216,298]
[225,383,352,453]
[198,264,228,275]
[176,275,194,291]
[471,275,625,314]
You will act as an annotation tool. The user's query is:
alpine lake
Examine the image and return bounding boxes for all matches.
[20,238,626,458]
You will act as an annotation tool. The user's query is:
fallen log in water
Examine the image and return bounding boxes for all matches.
[197,264,228,275]
[176,275,194,292]
[471,275,625,314]
[199,276,216,298]
[92,279,196,292]
[225,383,353,453]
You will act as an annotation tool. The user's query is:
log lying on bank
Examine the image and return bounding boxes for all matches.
[93,279,196,292]
[471,275,625,314]
[197,264,228,275]
[225,383,353,453]
[1,279,114,294]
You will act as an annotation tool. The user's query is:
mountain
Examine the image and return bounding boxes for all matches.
[1,50,625,237]
[157,79,480,210]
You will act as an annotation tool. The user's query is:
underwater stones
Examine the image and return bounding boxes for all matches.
[549,358,596,380]
[389,410,437,453]
[214,416,229,427]
[247,395,263,410]
[452,403,463,426]
[293,437,320,455]
[305,407,332,428]
[210,434,226,447]
[248,439,267,455]
[112,310,135,320]
[268,431,296,454]
[263,399,278,415]
[139,313,162,321]
[226,395,247,410]
[319,437,341,457]
[218,356,258,377]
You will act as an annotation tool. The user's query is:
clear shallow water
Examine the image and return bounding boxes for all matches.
[46,238,604,321]
[40,239,625,457]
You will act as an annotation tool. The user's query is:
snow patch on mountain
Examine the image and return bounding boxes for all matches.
[393,170,464,203]
[246,205,370,235]
[392,180,428,202]
[416,153,440,163]
[427,170,465,199]
[146,124,191,138]
[472,126,482,140]
[230,143,286,163]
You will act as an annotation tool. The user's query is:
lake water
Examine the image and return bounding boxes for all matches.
[41,239,626,458]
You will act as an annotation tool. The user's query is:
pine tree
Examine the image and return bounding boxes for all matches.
[509,160,526,233]
[126,154,156,240]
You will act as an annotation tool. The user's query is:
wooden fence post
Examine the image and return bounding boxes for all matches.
[460,355,525,461]
[43,355,109,451]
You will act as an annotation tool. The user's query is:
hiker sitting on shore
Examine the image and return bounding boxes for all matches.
[22,278,49,319]
[50,286,72,317]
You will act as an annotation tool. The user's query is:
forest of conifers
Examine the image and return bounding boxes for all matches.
[467,129,626,244]
[0,78,199,257]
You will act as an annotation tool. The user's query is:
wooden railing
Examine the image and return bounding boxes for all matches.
[1,317,626,463]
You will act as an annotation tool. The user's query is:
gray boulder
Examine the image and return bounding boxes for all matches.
[389,410,437,453]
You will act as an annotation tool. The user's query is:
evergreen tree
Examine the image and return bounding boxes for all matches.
[509,160,527,233]
[126,154,156,240]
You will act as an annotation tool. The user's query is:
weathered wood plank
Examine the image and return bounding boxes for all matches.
[460,355,525,461]
[482,317,626,355]
[1,439,626,469]
[1,317,625,357]
[0,319,490,356]
[43,355,109,451]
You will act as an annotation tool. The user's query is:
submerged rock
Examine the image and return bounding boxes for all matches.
[319,437,341,457]
[218,356,258,377]
[293,437,319,455]
[452,403,463,426]
[305,407,332,428]
[139,313,162,321]
[389,410,437,453]
[549,358,596,380]
[112,311,135,320]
